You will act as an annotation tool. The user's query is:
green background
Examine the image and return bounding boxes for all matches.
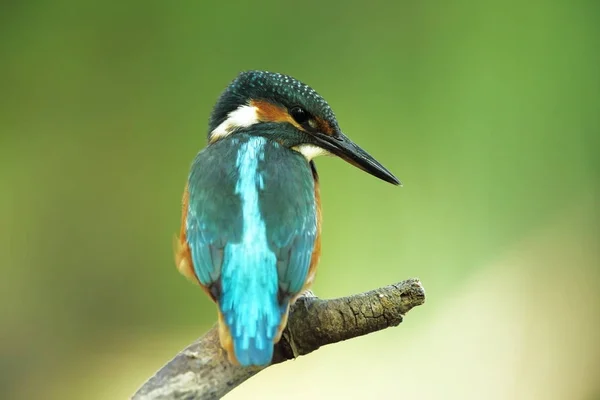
[1,1,599,399]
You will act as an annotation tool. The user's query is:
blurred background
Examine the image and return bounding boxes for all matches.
[1,1,599,399]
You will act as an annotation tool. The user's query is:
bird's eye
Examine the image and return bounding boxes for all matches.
[290,107,309,124]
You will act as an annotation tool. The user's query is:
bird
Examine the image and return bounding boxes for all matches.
[174,70,400,367]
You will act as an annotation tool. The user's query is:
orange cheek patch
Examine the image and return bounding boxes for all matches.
[315,117,334,135]
[251,99,304,131]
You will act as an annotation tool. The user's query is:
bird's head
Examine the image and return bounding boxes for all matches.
[207,70,400,185]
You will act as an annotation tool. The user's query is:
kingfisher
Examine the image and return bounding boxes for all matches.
[174,71,399,367]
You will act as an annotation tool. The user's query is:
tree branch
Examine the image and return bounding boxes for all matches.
[132,278,425,400]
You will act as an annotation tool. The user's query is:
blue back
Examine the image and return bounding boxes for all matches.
[186,134,317,366]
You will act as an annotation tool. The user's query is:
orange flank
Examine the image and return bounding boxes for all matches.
[218,309,238,365]
[174,183,195,282]
[173,183,217,301]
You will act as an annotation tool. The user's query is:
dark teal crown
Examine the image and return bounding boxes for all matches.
[208,71,339,135]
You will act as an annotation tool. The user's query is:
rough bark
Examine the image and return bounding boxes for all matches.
[132,278,425,400]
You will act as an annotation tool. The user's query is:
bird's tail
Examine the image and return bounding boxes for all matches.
[219,249,285,366]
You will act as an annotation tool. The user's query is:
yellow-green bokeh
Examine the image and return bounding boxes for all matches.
[1,1,599,399]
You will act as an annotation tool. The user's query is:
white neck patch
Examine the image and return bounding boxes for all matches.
[292,144,331,161]
[210,104,260,141]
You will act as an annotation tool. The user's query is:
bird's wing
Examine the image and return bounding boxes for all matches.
[185,142,242,298]
[259,145,318,298]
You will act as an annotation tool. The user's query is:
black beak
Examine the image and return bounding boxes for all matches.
[313,131,401,185]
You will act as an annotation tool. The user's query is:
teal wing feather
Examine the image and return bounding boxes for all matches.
[186,139,242,297]
[260,145,317,297]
